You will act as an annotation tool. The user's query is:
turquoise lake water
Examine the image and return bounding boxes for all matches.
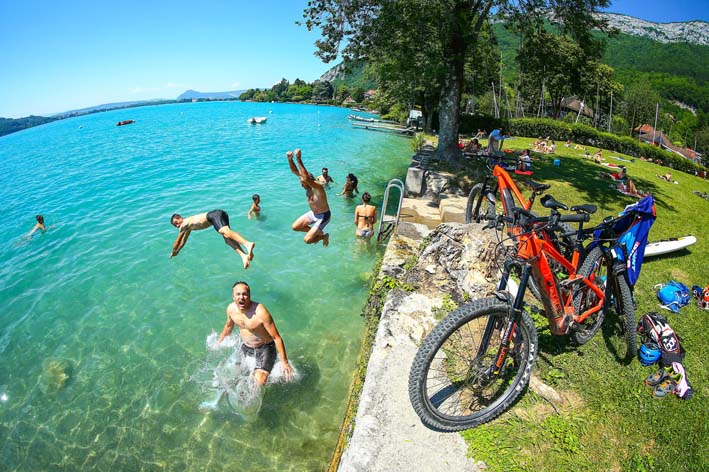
[0,102,412,471]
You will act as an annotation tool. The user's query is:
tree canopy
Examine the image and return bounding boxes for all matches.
[302,0,611,162]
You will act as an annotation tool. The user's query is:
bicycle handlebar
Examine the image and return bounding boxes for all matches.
[559,213,590,223]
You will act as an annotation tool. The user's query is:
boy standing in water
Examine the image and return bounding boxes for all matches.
[218,281,294,386]
[286,148,331,247]
[247,194,261,220]
[170,210,255,269]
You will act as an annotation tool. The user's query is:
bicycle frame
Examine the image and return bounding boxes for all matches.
[492,164,534,218]
[472,159,536,221]
[499,222,605,336]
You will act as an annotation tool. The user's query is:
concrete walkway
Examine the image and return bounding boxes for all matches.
[333,148,499,471]
[337,224,484,472]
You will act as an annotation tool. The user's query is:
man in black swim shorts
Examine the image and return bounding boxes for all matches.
[218,281,294,386]
[170,210,255,269]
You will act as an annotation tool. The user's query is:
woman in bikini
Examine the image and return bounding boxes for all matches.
[354,192,377,240]
[338,173,360,197]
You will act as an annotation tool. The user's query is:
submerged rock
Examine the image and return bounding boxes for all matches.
[40,358,74,393]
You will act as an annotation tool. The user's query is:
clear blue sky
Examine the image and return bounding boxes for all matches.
[603,0,709,23]
[1,0,707,118]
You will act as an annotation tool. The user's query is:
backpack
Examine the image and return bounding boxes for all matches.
[637,312,685,365]
[692,285,709,310]
[590,195,656,287]
[655,280,691,313]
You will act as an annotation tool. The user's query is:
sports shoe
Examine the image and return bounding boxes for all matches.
[645,367,669,387]
[652,377,677,398]
[671,362,694,400]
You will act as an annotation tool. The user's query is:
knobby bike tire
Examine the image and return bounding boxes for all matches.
[465,183,496,224]
[615,270,638,358]
[571,247,637,358]
[408,297,538,431]
[571,246,608,345]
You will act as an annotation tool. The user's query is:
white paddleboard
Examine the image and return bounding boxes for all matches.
[644,236,697,257]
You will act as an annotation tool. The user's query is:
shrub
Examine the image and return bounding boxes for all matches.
[508,118,705,174]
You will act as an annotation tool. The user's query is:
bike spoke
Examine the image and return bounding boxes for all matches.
[424,313,522,418]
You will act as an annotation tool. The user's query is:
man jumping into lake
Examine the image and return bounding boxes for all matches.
[218,281,294,386]
[170,210,255,269]
[286,148,331,247]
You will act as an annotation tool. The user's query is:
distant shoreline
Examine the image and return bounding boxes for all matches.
[0,98,371,139]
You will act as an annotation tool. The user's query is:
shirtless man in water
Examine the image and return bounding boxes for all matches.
[354,192,377,240]
[287,148,331,247]
[218,281,294,386]
[315,167,334,187]
[170,210,255,269]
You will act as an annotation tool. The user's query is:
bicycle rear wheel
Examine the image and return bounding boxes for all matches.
[408,298,537,431]
[571,246,607,345]
[572,247,637,358]
[465,183,497,224]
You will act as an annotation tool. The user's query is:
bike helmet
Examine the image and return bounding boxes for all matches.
[639,341,662,366]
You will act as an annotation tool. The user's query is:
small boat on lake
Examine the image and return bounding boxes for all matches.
[247,117,267,124]
[350,121,415,136]
[116,120,135,126]
[348,115,399,125]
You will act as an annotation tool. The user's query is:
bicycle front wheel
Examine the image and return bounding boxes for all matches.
[465,183,497,224]
[408,298,538,431]
[615,269,638,358]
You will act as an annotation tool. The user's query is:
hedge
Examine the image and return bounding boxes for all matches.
[507,118,705,174]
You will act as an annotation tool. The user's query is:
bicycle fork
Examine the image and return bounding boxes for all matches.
[480,261,532,377]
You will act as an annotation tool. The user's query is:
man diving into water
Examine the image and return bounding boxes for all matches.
[286,148,331,247]
[170,210,255,269]
[218,281,294,386]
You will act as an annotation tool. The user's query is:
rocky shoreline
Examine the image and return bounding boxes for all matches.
[326,145,506,470]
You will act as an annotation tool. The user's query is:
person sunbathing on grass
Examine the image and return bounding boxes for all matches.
[600,166,627,181]
[615,179,649,198]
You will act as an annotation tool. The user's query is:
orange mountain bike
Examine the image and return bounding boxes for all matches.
[409,195,637,431]
[465,154,548,228]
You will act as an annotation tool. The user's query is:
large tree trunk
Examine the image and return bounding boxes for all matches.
[437,5,468,163]
[438,71,463,162]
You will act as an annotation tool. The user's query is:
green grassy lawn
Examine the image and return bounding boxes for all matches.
[456,137,709,471]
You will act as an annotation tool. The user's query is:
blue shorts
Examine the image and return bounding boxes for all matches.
[305,210,331,231]
[357,228,373,238]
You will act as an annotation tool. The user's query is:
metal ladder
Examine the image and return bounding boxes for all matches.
[376,179,405,242]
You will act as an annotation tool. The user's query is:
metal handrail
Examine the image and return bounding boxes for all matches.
[376,178,405,242]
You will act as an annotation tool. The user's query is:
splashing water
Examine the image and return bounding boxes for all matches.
[193,333,300,417]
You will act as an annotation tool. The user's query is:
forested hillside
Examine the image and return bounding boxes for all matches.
[488,23,709,113]
[0,116,58,138]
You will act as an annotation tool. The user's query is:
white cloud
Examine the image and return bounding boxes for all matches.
[231,82,241,88]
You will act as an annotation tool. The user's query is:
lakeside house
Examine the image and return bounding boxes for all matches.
[560,97,594,119]
[634,124,703,164]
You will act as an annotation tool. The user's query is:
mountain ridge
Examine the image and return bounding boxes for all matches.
[595,12,709,45]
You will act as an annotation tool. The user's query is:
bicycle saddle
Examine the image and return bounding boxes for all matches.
[526,180,551,193]
[540,194,567,211]
[570,204,597,214]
